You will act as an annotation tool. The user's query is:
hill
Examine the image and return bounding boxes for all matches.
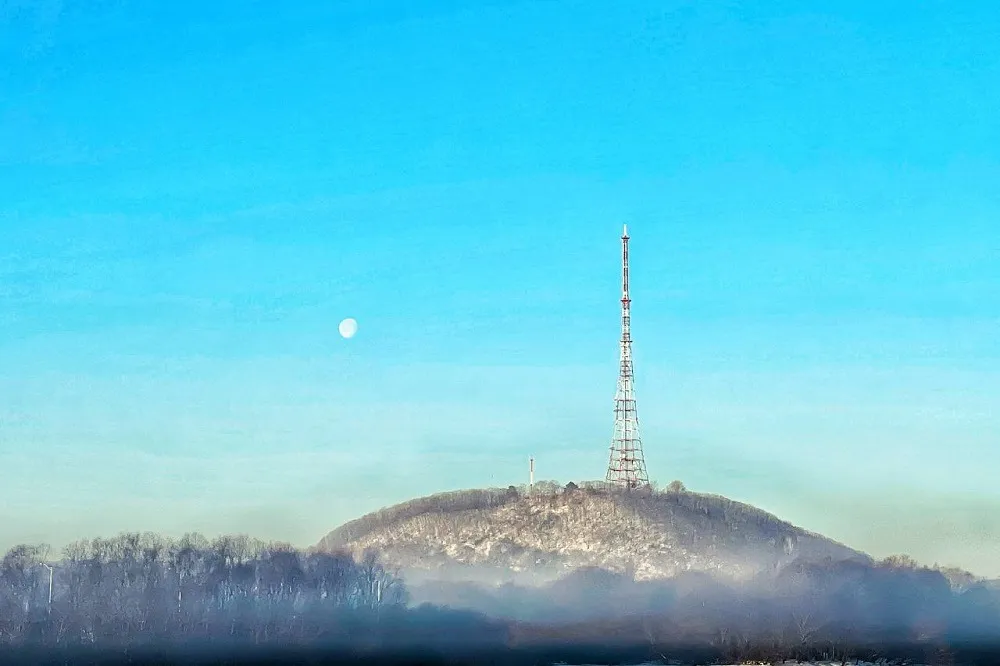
[314,481,869,585]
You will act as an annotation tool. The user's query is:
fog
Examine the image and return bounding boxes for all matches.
[408,556,1000,663]
[2,534,998,664]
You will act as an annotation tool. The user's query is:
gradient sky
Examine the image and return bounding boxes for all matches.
[1,1,998,576]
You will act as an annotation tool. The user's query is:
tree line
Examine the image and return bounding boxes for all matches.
[0,532,409,647]
[504,556,1000,665]
[3,527,998,664]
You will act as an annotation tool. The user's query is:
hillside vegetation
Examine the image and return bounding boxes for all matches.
[315,481,868,583]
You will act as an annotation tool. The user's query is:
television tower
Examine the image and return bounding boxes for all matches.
[606,224,649,489]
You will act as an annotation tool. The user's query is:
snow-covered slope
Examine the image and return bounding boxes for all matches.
[314,484,869,583]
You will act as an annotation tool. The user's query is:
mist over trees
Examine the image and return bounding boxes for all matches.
[0,532,416,647]
[2,499,998,664]
[436,555,1000,664]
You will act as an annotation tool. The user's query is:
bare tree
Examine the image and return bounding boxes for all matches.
[880,553,920,570]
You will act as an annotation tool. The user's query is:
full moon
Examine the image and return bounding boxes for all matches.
[338,318,358,339]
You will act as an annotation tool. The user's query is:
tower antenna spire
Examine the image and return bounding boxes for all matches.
[606,224,649,489]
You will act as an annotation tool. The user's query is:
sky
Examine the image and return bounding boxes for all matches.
[1,0,998,576]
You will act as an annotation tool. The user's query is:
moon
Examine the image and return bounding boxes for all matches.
[338,318,358,339]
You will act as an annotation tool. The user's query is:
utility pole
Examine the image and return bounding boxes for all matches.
[38,563,54,614]
[606,224,650,489]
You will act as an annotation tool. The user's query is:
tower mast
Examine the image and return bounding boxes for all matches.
[606,224,649,489]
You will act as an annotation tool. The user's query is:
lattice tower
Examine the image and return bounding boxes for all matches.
[606,224,649,489]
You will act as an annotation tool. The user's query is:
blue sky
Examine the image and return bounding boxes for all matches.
[1,0,999,575]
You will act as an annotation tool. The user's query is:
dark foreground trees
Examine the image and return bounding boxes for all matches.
[484,556,1000,665]
[0,532,411,646]
[2,532,999,665]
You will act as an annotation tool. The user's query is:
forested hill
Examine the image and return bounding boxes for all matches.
[314,481,869,583]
